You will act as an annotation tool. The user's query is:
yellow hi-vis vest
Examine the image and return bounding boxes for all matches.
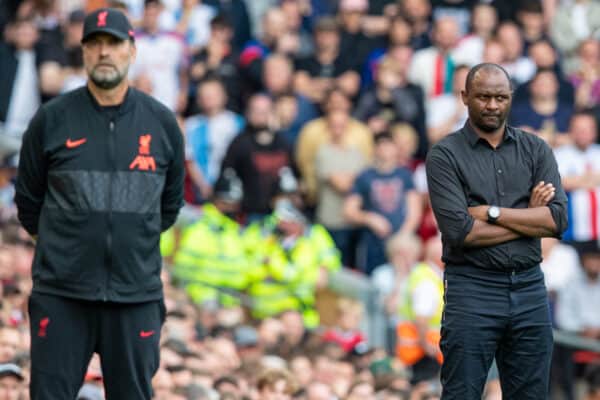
[396,262,444,365]
[398,262,444,327]
[173,204,249,306]
[160,228,176,258]
[244,219,341,328]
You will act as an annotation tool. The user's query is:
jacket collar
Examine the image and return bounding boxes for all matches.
[84,84,136,115]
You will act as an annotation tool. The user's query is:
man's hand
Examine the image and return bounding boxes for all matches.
[529,181,555,208]
[468,205,489,221]
[366,212,392,238]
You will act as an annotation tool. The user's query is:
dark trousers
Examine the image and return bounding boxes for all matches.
[327,227,358,267]
[28,292,165,400]
[440,265,553,400]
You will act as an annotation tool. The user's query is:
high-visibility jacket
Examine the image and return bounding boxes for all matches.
[173,204,249,306]
[396,262,444,365]
[160,228,176,258]
[244,217,341,328]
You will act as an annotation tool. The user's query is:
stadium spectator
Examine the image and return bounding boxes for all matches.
[338,0,384,71]
[262,54,317,146]
[541,238,582,316]
[323,298,366,353]
[37,9,86,97]
[313,109,368,266]
[371,232,422,353]
[482,38,505,65]
[554,112,600,247]
[173,0,216,55]
[0,155,16,223]
[187,14,243,114]
[0,328,20,364]
[184,78,244,203]
[391,123,420,171]
[279,0,314,59]
[496,21,536,84]
[513,39,575,105]
[294,16,360,104]
[0,16,41,143]
[0,363,24,400]
[510,68,573,138]
[220,94,294,218]
[452,3,498,67]
[204,0,251,50]
[396,236,443,384]
[344,132,422,274]
[238,8,288,92]
[426,64,469,145]
[256,368,296,400]
[397,0,432,51]
[569,38,600,110]
[516,0,549,52]
[550,0,600,74]
[296,88,372,206]
[408,16,460,99]
[354,53,427,155]
[362,16,415,89]
[130,0,188,112]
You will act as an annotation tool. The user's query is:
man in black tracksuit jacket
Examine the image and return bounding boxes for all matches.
[15,9,184,399]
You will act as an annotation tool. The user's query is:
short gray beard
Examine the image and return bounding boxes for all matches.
[89,64,128,90]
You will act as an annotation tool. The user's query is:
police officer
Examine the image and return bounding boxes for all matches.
[244,168,341,328]
[15,9,185,399]
[173,169,250,307]
[426,63,568,399]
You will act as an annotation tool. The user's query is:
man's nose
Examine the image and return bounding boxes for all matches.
[486,98,499,110]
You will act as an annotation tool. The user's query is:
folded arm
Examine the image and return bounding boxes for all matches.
[426,146,522,248]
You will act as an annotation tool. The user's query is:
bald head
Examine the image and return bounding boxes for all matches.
[465,63,512,94]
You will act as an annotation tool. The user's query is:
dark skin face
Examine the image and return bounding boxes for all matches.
[461,68,512,145]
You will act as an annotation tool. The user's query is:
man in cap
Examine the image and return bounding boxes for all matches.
[0,363,24,400]
[15,7,184,399]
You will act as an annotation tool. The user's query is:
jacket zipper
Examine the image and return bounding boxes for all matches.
[104,119,115,301]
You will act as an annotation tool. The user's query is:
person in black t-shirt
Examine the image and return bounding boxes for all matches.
[219,94,296,219]
[293,17,360,104]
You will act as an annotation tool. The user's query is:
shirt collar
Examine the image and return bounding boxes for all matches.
[463,119,516,148]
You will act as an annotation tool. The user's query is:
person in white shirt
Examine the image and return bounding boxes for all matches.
[553,111,600,245]
[540,238,581,311]
[130,0,188,112]
[408,16,460,99]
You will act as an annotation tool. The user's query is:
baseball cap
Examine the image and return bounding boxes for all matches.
[81,8,134,43]
[0,363,24,381]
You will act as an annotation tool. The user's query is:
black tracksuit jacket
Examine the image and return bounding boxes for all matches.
[15,86,185,303]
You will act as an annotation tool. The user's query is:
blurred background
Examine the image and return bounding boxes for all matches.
[1,0,600,399]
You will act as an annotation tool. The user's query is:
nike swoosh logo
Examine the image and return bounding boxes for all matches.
[139,330,155,338]
[66,138,87,148]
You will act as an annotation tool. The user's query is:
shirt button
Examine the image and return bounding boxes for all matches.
[500,191,505,196]
[498,169,502,174]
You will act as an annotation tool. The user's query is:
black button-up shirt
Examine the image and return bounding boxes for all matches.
[425,121,568,272]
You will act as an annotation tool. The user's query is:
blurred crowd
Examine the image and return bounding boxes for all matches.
[3,0,600,399]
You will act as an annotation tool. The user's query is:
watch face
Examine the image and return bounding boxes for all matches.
[489,206,500,219]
